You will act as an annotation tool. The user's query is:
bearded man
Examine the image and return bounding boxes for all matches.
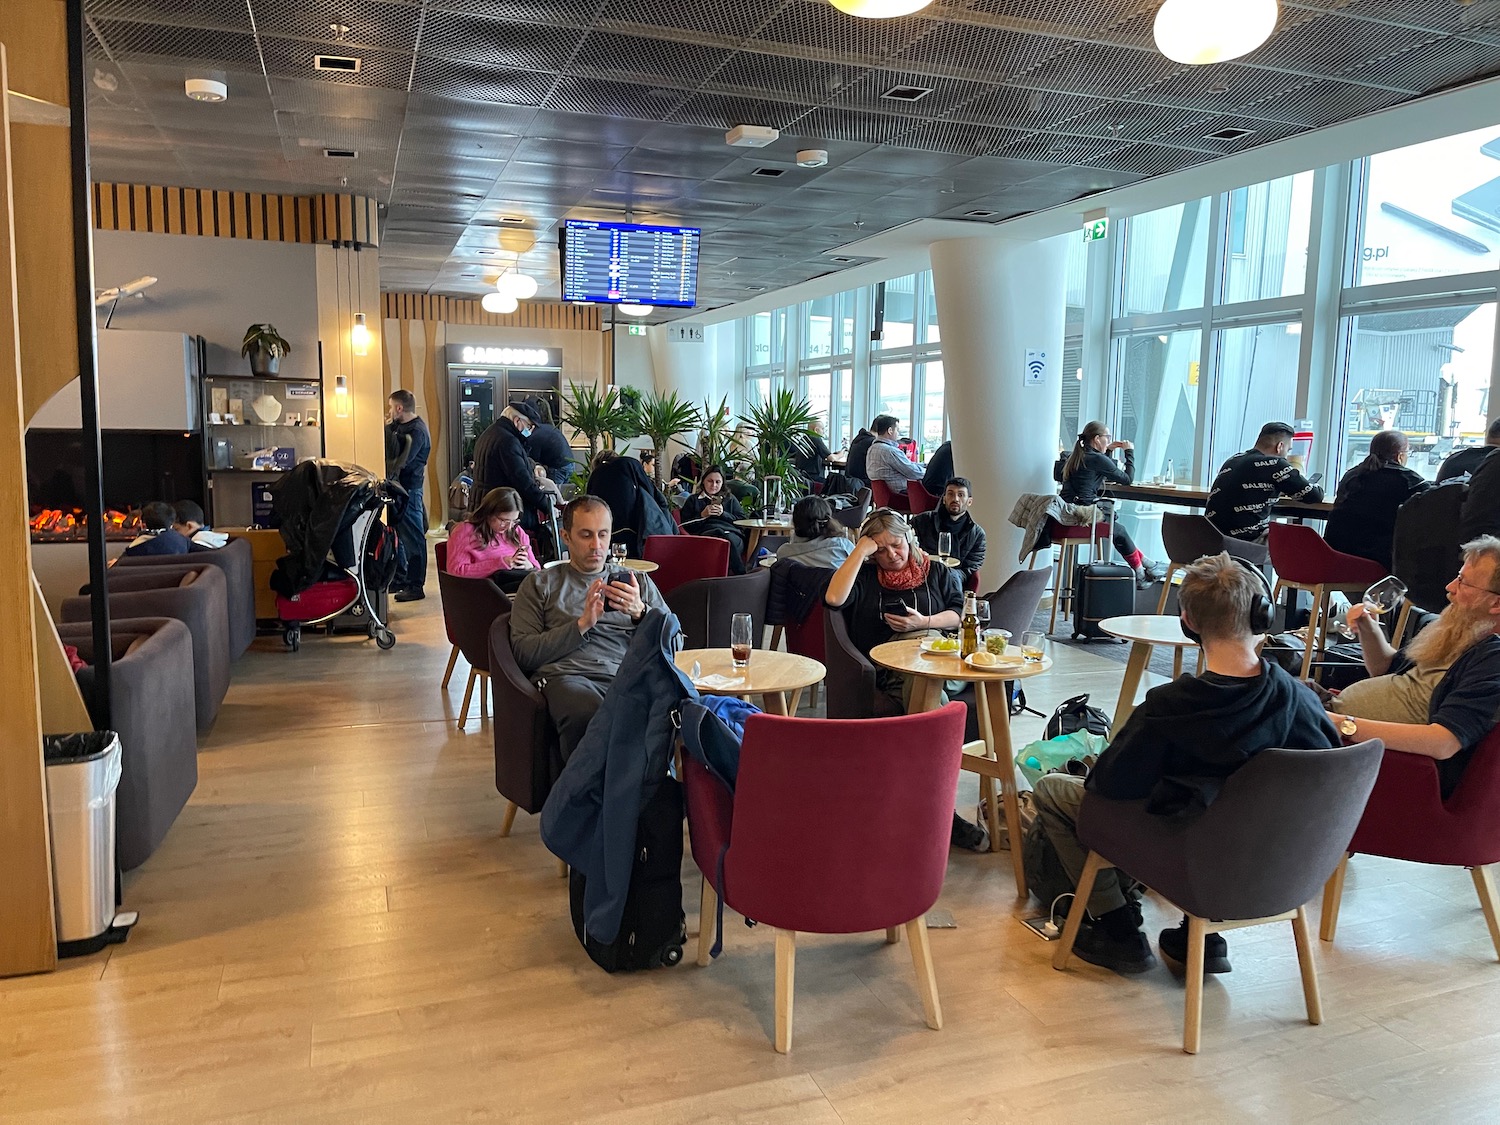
[1326,535,1500,797]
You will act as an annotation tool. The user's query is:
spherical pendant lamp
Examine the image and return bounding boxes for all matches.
[1153,0,1278,65]
[481,291,519,314]
[829,0,934,18]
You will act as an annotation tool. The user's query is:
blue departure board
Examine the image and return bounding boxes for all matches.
[560,219,701,308]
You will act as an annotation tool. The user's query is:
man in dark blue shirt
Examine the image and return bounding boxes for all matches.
[122,501,191,557]
[386,389,431,601]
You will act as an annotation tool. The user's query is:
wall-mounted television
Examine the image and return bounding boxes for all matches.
[559,219,701,308]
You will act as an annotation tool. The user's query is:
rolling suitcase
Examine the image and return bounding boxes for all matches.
[568,777,687,972]
[1071,509,1133,641]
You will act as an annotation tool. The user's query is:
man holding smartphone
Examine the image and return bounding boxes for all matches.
[510,496,671,761]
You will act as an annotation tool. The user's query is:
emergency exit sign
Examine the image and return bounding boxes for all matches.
[626,324,645,336]
[1083,217,1110,242]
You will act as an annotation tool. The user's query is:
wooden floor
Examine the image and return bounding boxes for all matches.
[4,570,1500,1123]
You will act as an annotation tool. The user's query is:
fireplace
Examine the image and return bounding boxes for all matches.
[26,430,205,543]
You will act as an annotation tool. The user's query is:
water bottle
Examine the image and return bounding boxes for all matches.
[1164,458,1175,486]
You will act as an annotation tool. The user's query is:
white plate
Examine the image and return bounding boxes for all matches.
[964,651,1023,670]
[919,637,961,656]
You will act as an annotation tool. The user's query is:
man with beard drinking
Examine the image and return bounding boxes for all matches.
[1326,535,1500,798]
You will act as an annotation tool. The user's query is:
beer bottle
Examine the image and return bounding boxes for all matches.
[960,592,980,658]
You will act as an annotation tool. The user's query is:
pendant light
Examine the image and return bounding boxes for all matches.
[350,312,370,356]
[482,291,519,315]
[618,303,652,317]
[497,269,539,300]
[1153,0,1278,65]
[829,0,933,17]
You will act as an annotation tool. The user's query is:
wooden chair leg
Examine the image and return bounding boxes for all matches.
[885,926,900,944]
[1320,853,1350,942]
[458,668,477,728]
[905,916,943,1030]
[441,643,460,688]
[1471,864,1500,961]
[1183,915,1207,1054]
[1155,565,1178,615]
[698,878,718,967]
[774,929,796,1054]
[1292,905,1323,1026]
[479,671,489,722]
[1053,851,1107,970]
[499,800,518,838]
[770,625,784,651]
[1298,586,1323,681]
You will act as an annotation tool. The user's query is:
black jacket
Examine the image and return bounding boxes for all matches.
[834,561,964,660]
[1325,460,1429,571]
[922,441,954,496]
[1060,449,1133,505]
[586,454,677,557]
[524,422,577,487]
[472,416,551,517]
[1087,660,1338,817]
[912,508,986,580]
[1460,447,1500,542]
[1437,444,1494,483]
[387,416,430,493]
[792,432,832,485]
[846,429,874,486]
[1205,449,1324,541]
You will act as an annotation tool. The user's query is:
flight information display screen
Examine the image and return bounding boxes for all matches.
[560,219,701,308]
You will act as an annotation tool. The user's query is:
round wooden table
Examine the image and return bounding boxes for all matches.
[734,518,794,559]
[675,648,825,716]
[870,637,1053,898]
[620,558,659,574]
[1100,614,1198,738]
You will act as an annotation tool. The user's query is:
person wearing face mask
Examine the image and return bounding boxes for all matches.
[471,404,556,561]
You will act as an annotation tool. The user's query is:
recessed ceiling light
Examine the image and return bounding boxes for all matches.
[829,256,855,263]
[1204,126,1255,141]
[881,85,932,102]
[964,209,999,219]
[498,215,527,225]
[751,167,786,178]
[323,148,358,159]
[744,285,766,292]
[476,249,501,257]
[313,54,362,72]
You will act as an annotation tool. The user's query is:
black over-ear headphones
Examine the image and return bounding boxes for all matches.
[1180,555,1274,644]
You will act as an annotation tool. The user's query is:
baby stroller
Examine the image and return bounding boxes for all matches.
[268,459,404,652]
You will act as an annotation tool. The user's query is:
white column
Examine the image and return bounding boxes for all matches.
[930,233,1069,586]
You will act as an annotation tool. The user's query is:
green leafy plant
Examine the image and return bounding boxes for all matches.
[698,396,745,477]
[631,389,702,485]
[741,388,818,503]
[240,323,292,358]
[560,382,634,461]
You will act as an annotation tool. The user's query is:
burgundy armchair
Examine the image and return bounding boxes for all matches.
[684,703,967,1052]
[642,534,729,597]
[1321,726,1500,960]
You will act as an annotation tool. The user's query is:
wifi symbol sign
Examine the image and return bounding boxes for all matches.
[1024,350,1049,384]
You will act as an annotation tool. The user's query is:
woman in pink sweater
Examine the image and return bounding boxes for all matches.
[444,487,538,593]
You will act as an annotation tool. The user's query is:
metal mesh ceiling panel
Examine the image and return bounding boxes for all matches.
[80,0,1500,303]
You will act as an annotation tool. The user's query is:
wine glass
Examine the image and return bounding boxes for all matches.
[974,600,990,630]
[730,613,753,670]
[937,531,952,562]
[1362,576,1407,623]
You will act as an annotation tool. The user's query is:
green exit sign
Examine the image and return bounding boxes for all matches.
[626,324,646,336]
[1083,217,1110,242]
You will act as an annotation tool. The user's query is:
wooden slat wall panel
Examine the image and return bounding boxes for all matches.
[381,292,601,332]
[90,184,376,247]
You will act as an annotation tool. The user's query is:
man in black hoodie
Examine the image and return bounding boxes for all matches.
[845,426,875,487]
[912,477,986,586]
[1032,552,1338,975]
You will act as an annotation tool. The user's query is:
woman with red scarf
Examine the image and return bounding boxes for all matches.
[825,507,983,848]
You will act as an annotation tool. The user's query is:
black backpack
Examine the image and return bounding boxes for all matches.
[568,778,686,972]
[1045,693,1111,740]
[1394,478,1467,613]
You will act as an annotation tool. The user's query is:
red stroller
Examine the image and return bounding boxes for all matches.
[268,460,403,652]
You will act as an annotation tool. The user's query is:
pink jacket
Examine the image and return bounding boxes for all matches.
[444,519,538,578]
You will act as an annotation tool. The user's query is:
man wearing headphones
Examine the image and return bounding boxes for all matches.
[1031,553,1338,975]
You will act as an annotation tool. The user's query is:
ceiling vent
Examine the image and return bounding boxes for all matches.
[1205,126,1255,141]
[964,209,999,219]
[829,255,855,263]
[881,85,932,102]
[499,215,526,225]
[744,284,767,292]
[313,55,362,73]
[751,167,786,178]
[323,148,357,159]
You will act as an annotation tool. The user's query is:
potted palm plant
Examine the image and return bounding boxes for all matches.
[560,382,634,462]
[742,389,818,512]
[241,323,292,377]
[631,390,702,486]
[698,396,745,475]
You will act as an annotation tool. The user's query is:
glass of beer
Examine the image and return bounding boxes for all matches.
[1021,630,1047,663]
[730,613,754,669]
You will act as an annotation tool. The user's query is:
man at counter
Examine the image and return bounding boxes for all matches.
[1205,421,1324,543]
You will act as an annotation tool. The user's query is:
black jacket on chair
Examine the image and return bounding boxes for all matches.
[1325,460,1429,572]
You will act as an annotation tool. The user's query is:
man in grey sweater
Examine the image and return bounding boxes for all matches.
[509,495,671,760]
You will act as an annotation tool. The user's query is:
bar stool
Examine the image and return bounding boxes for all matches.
[1267,522,1387,680]
[1029,519,1105,635]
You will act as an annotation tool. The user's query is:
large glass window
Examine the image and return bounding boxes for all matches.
[1120,199,1211,316]
[806,297,834,361]
[1210,322,1301,468]
[1222,171,1314,302]
[1116,329,1202,482]
[919,361,945,451]
[802,369,831,429]
[1355,125,1500,287]
[1062,236,1088,451]
[874,361,914,424]
[1336,303,1495,483]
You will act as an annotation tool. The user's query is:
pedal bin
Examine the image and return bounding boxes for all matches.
[43,732,121,946]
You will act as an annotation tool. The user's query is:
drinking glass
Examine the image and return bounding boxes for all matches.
[937,532,952,561]
[1021,630,1047,663]
[730,613,753,669]
[610,542,627,567]
[1362,576,1407,621]
[974,600,990,629]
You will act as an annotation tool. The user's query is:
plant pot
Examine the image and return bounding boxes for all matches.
[247,345,281,377]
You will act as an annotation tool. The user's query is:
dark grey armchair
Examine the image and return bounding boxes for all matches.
[114,536,256,659]
[665,564,771,651]
[63,564,231,733]
[1052,741,1384,1053]
[59,617,197,871]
